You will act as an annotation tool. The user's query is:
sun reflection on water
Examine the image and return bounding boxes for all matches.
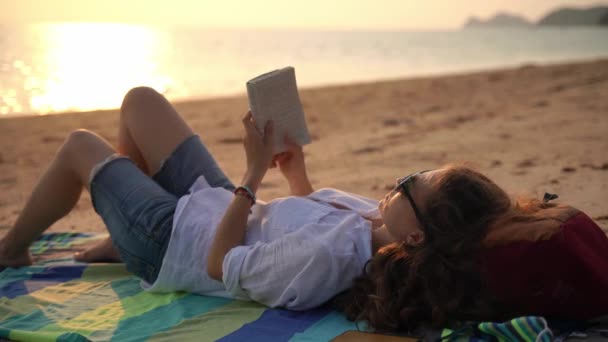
[26,23,171,115]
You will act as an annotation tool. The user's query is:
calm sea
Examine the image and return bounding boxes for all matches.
[1,23,607,116]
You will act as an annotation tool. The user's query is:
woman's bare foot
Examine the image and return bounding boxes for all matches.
[74,237,121,263]
[0,241,34,268]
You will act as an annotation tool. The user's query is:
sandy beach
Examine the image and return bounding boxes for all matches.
[0,58,607,236]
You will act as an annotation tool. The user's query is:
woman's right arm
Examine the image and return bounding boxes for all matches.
[207,112,274,281]
[273,139,313,196]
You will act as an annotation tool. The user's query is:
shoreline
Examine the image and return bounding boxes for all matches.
[2,57,607,119]
[1,58,607,234]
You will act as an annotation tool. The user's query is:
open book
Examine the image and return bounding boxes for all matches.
[246,66,311,154]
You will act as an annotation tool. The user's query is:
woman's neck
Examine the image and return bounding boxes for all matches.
[371,224,396,255]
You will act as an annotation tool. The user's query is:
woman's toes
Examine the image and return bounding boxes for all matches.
[73,251,89,262]
[73,238,121,263]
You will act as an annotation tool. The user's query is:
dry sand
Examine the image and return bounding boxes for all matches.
[0,58,607,236]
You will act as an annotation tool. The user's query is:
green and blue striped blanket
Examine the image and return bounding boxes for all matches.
[0,233,560,342]
[0,233,359,341]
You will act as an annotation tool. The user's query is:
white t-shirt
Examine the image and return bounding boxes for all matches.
[144,175,379,310]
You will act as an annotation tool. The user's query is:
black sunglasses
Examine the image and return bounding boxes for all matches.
[394,170,432,232]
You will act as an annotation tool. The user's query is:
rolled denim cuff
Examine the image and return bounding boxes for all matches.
[88,154,131,186]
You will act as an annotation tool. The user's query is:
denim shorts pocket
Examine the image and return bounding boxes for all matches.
[89,156,177,283]
[114,242,159,284]
[130,198,175,245]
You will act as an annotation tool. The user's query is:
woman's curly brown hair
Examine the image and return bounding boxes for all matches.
[335,164,553,332]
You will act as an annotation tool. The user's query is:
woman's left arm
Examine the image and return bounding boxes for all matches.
[207,111,274,281]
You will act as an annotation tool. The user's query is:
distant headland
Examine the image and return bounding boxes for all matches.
[464,5,608,28]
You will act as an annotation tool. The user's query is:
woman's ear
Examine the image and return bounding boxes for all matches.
[406,231,425,246]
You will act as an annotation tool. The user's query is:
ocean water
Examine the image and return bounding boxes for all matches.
[1,23,607,116]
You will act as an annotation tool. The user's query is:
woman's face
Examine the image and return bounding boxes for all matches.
[379,169,444,244]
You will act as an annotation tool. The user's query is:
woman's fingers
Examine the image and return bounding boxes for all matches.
[271,153,288,168]
[274,152,292,165]
[263,120,274,145]
[242,111,261,138]
[241,110,253,127]
[242,111,275,147]
[283,135,294,147]
[284,135,295,145]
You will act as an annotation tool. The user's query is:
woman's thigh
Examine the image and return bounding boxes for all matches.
[152,135,235,197]
[120,87,234,196]
[90,156,177,284]
[120,87,195,175]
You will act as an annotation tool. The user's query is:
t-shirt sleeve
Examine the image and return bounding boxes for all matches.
[222,223,367,310]
[222,245,253,300]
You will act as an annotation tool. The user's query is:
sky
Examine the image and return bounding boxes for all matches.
[1,0,607,30]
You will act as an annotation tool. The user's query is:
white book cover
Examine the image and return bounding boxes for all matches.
[246,66,311,154]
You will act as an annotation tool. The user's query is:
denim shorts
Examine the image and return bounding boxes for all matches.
[89,135,235,284]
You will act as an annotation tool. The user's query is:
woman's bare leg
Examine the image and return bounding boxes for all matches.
[0,130,116,267]
[76,87,196,262]
[73,235,120,263]
[117,86,195,175]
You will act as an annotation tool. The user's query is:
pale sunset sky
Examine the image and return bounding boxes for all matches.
[1,0,607,30]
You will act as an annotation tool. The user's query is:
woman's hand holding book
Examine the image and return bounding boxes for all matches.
[241,111,274,193]
[273,136,313,196]
[208,111,274,281]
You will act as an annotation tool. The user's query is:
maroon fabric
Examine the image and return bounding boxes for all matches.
[480,212,608,320]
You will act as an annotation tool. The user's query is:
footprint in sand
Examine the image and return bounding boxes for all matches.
[490,160,503,168]
[447,115,476,127]
[41,136,64,143]
[583,76,607,85]
[0,177,17,185]
[581,163,608,171]
[217,137,242,145]
[516,159,536,168]
[218,119,232,128]
[259,182,278,189]
[562,167,577,173]
[547,84,566,93]
[487,73,504,82]
[352,146,381,155]
[424,105,442,114]
[382,119,400,127]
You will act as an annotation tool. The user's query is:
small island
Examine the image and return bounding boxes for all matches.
[538,6,608,26]
[464,12,531,28]
[464,5,608,28]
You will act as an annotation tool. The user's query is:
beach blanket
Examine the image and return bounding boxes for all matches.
[427,317,553,342]
[0,233,363,342]
[3,233,601,342]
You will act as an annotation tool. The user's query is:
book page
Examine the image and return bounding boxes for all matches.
[247,67,311,153]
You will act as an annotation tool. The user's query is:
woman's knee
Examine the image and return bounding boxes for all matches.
[61,130,114,161]
[65,129,101,147]
[121,86,164,114]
